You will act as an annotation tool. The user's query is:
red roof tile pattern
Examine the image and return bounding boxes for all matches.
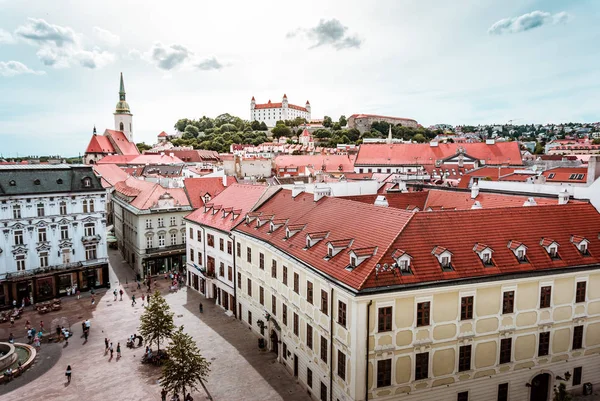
[254,101,308,112]
[340,192,429,211]
[92,164,129,188]
[542,167,587,183]
[275,154,355,174]
[105,130,140,156]
[145,149,220,163]
[85,135,115,154]
[473,243,491,253]
[158,131,168,137]
[96,155,139,164]
[540,238,556,247]
[185,184,278,232]
[183,177,237,209]
[465,166,517,180]
[355,142,523,166]
[96,154,184,165]
[113,177,190,210]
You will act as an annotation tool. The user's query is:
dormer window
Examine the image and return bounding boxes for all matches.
[9,180,16,186]
[392,249,413,275]
[432,246,453,271]
[508,240,528,263]
[245,212,260,225]
[305,231,329,249]
[256,215,273,228]
[540,238,560,260]
[347,247,377,270]
[325,239,353,260]
[34,179,41,185]
[350,256,357,267]
[473,243,494,266]
[571,235,590,256]
[82,177,92,187]
[284,224,305,239]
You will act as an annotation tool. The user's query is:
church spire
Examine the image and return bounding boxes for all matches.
[119,72,126,101]
[115,72,131,114]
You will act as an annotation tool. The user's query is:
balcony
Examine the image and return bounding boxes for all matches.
[145,244,185,255]
[0,257,108,280]
[81,234,101,244]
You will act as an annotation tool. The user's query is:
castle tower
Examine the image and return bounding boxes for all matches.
[114,72,133,142]
[250,96,256,121]
[282,94,288,120]
[305,100,311,120]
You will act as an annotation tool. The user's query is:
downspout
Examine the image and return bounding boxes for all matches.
[365,300,372,401]
[329,287,334,401]
[229,233,237,319]
[200,226,207,296]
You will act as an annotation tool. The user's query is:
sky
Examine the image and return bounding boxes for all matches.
[0,0,599,157]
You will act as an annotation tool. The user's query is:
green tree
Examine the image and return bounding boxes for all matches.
[339,115,347,127]
[259,122,268,131]
[174,119,190,132]
[160,326,211,399]
[332,122,341,131]
[250,120,261,130]
[136,142,152,152]
[271,124,292,138]
[139,290,175,352]
[323,116,332,128]
[593,138,600,145]
[412,133,426,143]
[183,125,200,139]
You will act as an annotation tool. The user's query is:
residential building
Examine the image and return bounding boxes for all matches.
[184,184,278,314]
[251,95,311,127]
[274,154,356,177]
[230,190,600,401]
[0,165,109,306]
[111,177,192,278]
[347,114,419,134]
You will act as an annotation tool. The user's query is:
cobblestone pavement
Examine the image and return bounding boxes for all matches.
[1,250,310,401]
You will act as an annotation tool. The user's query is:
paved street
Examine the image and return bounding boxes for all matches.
[1,250,310,401]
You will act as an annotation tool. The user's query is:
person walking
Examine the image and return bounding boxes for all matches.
[40,320,44,332]
[141,294,145,306]
[65,365,72,383]
[64,329,69,345]
[131,294,136,307]
[199,303,203,313]
[113,289,117,301]
[104,338,109,353]
[27,328,32,344]
[109,342,114,358]
[119,289,123,301]
[137,280,141,290]
[147,293,151,304]
[116,342,121,359]
[161,389,168,401]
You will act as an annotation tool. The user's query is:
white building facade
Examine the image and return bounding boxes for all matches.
[251,94,311,127]
[0,165,109,307]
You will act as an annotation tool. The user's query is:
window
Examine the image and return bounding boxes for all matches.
[197,230,201,241]
[573,367,582,386]
[457,392,469,401]
[147,237,153,248]
[417,301,430,327]
[271,295,276,316]
[458,345,472,371]
[415,352,429,380]
[83,199,89,213]
[293,272,299,293]
[197,252,202,264]
[207,234,214,247]
[350,256,356,267]
[497,383,509,401]
[306,324,313,349]
[14,230,24,245]
[247,247,252,263]
[248,311,252,325]
[171,233,177,246]
[579,242,589,255]
[247,279,252,297]
[227,266,232,281]
[307,281,313,304]
[158,235,165,247]
[320,383,327,401]
[283,266,288,286]
[538,332,550,356]
[236,243,241,257]
[377,359,392,387]
[13,204,21,219]
[337,350,346,380]
[85,245,97,261]
[188,227,193,240]
[16,255,25,271]
[37,203,45,217]
[338,301,347,327]
[170,216,176,226]
[39,252,49,267]
[83,177,92,187]
[307,367,312,388]
[293,312,299,336]
[60,225,69,240]
[84,223,95,237]
[461,296,474,320]
[321,336,328,362]
[321,290,328,315]
[89,200,95,213]
[219,238,224,251]
[540,286,551,308]
[147,219,153,229]
[237,272,241,289]
[283,342,287,360]
[576,282,586,303]
[282,304,287,326]
[227,241,232,255]
[271,260,277,278]
[38,228,47,242]
[573,325,583,350]
[502,291,514,314]
[378,307,393,332]
[58,200,65,215]
[500,338,512,364]
[259,286,264,305]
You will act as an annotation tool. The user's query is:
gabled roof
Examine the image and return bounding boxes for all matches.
[158,131,168,137]
[542,167,587,183]
[183,177,238,209]
[105,130,140,155]
[275,154,355,173]
[114,176,190,210]
[92,163,129,188]
[85,135,115,154]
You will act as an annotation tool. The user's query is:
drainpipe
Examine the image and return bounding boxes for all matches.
[329,287,334,401]
[229,233,237,319]
[200,226,207,296]
[365,300,372,401]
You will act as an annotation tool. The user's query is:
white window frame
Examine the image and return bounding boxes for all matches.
[84,223,95,237]
[171,233,177,246]
[16,255,26,271]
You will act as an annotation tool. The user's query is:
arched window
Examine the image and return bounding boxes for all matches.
[120,122,124,131]
[83,177,92,188]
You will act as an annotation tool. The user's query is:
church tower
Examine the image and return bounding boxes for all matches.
[114,72,133,142]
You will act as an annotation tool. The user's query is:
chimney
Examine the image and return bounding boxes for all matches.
[430,141,439,147]
[374,195,389,207]
[587,155,600,185]
[222,175,228,187]
[292,182,305,198]
[485,139,496,145]
[313,185,331,202]
[558,189,570,205]
[523,197,537,207]
[170,152,174,157]
[471,183,480,199]
[471,201,482,209]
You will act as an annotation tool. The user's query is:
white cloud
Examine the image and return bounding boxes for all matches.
[133,42,227,72]
[0,60,45,77]
[0,28,14,44]
[488,11,572,35]
[14,18,116,69]
[287,19,362,50]
[93,26,120,47]
[195,56,224,71]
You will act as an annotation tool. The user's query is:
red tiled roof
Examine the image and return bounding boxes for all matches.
[145,149,220,163]
[254,101,308,112]
[105,130,140,156]
[96,155,139,164]
[113,177,190,210]
[92,164,129,188]
[185,184,278,232]
[340,192,429,210]
[466,166,517,180]
[499,173,533,182]
[542,167,587,183]
[183,177,237,209]
[349,114,417,123]
[275,154,355,173]
[355,142,523,166]
[85,135,115,154]
[158,131,168,137]
[96,154,184,165]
